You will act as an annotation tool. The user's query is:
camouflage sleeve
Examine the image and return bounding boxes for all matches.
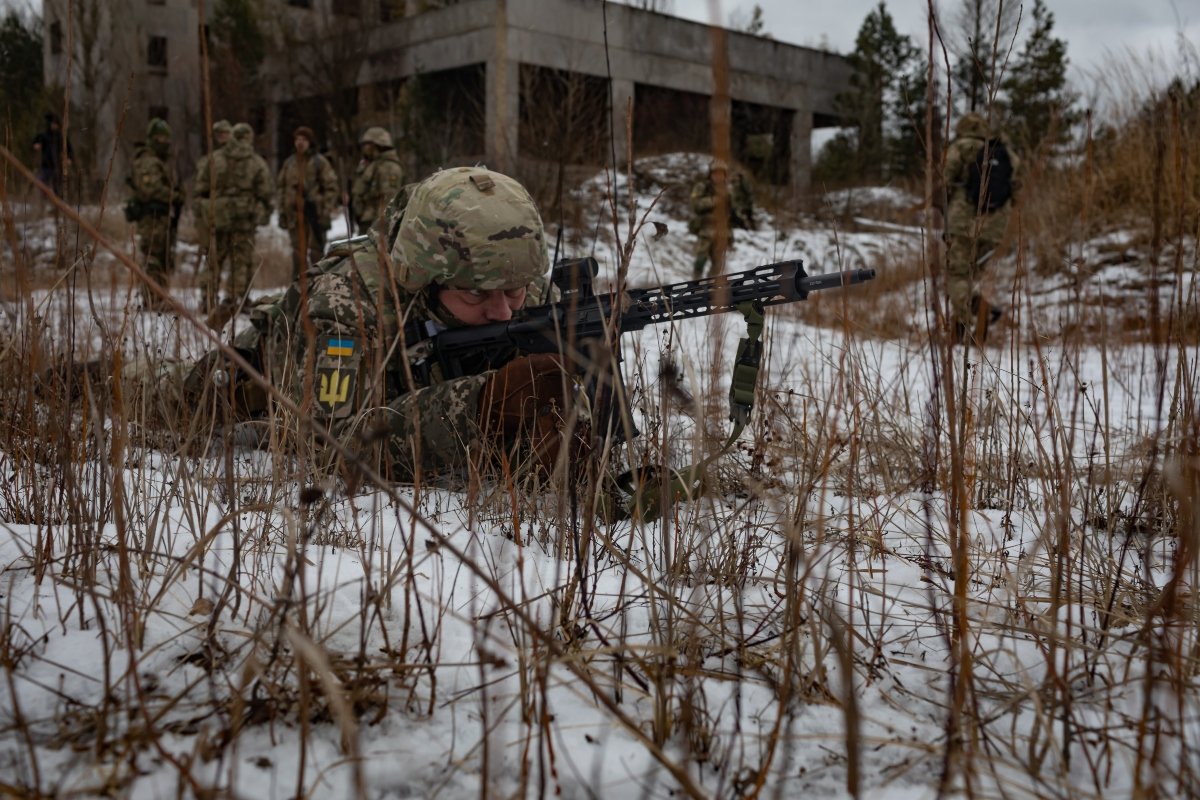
[371,372,489,477]
[258,159,275,215]
[275,158,289,222]
[319,156,340,215]
[381,161,404,201]
[194,157,210,198]
[690,181,715,214]
[944,139,970,188]
[139,158,174,204]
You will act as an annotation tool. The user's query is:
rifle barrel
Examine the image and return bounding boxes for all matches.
[798,268,876,294]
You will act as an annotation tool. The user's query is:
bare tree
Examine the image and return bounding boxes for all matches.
[268,2,374,175]
[518,63,610,215]
[943,0,1020,113]
[43,0,131,198]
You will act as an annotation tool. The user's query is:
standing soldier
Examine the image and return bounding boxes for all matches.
[196,122,273,315]
[277,125,340,279]
[943,112,1020,344]
[350,126,403,234]
[32,112,73,199]
[126,117,181,309]
[689,159,755,278]
[193,119,232,265]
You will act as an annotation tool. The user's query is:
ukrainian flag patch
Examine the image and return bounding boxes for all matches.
[326,338,355,357]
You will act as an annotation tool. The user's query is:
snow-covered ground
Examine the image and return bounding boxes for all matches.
[1,158,1198,798]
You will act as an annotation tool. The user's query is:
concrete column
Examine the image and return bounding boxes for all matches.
[790,108,812,197]
[610,78,635,165]
[485,1,518,173]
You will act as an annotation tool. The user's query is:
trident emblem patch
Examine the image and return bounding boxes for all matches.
[314,334,359,418]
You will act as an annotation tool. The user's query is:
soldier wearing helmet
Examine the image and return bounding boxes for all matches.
[195,121,274,314]
[126,117,181,309]
[943,111,1022,344]
[127,167,574,485]
[689,157,756,278]
[350,126,404,234]
[192,119,233,267]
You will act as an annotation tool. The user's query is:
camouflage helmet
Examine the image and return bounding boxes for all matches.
[213,119,233,138]
[360,126,394,149]
[147,118,172,140]
[390,166,549,292]
[232,122,254,142]
[955,112,988,139]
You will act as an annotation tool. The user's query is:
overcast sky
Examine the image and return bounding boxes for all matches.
[668,0,1199,91]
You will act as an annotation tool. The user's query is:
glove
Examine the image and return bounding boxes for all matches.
[478,354,585,475]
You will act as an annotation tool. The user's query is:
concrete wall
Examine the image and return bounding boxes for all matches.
[258,0,854,192]
[42,0,203,196]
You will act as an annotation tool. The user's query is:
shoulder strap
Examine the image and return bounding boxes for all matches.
[617,301,765,520]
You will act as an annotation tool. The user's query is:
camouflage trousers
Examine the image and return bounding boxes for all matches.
[287,222,326,282]
[943,203,1011,335]
[200,228,257,309]
[137,215,175,304]
[692,230,729,278]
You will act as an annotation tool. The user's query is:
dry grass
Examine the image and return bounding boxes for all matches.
[1,61,1199,800]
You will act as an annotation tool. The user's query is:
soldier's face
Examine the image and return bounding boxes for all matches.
[216,132,230,146]
[439,287,527,325]
[295,136,310,154]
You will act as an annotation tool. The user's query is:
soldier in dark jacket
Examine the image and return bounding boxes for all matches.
[33,112,72,198]
[943,112,1021,343]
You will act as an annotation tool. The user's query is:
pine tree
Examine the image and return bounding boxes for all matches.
[1000,0,1077,153]
[948,0,1019,113]
[833,2,920,182]
[888,55,939,180]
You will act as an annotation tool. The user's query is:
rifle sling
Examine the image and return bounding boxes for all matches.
[618,301,765,515]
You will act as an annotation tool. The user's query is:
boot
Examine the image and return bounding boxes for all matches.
[970,295,1004,344]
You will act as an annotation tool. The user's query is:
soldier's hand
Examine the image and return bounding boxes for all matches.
[478,354,586,475]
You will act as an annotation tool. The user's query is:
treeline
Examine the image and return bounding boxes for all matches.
[814,0,1079,188]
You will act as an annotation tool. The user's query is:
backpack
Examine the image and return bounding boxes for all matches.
[965,138,1013,213]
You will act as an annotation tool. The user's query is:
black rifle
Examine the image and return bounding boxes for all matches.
[428,256,875,377]
[413,257,875,447]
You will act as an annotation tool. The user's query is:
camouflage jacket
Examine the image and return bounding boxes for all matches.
[196,138,273,233]
[689,174,754,232]
[944,120,1021,238]
[191,149,221,239]
[130,145,178,214]
[277,151,339,231]
[225,233,549,479]
[351,150,404,228]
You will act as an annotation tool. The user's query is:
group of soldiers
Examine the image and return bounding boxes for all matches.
[126,118,406,315]
[102,109,1021,521]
